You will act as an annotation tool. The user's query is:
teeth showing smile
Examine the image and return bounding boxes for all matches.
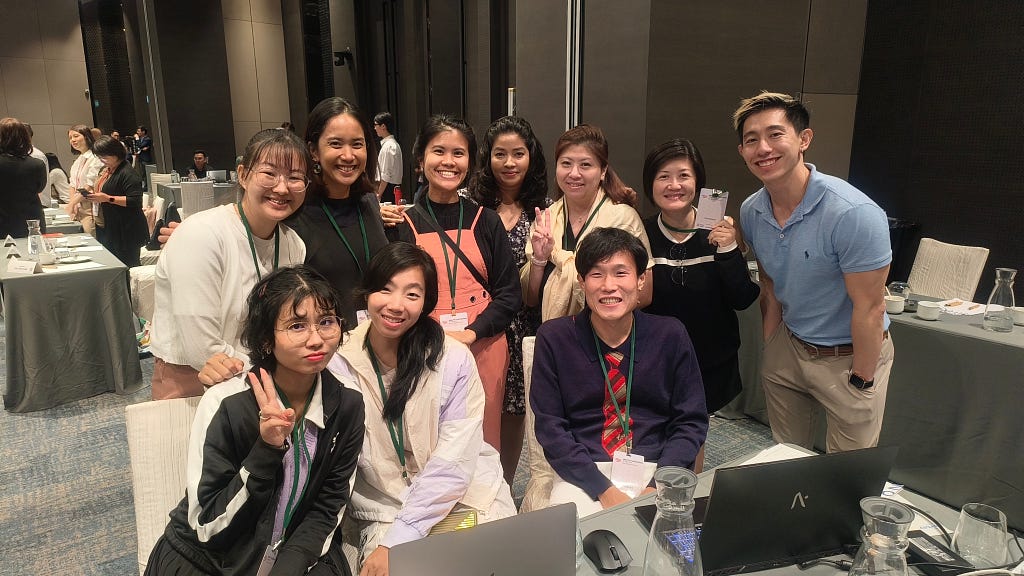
[381,314,404,325]
[336,165,356,173]
[268,197,289,206]
[755,158,778,167]
[437,170,458,178]
[598,297,621,304]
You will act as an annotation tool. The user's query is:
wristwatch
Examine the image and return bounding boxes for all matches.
[108,196,115,203]
[849,372,874,390]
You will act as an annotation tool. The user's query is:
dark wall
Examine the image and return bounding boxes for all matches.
[850,1,1024,301]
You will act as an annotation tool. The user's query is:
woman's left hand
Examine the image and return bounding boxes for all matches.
[91,192,110,204]
[360,546,390,576]
[379,204,405,228]
[249,368,296,448]
[708,216,737,248]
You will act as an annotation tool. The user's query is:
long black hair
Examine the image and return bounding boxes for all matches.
[304,96,377,200]
[355,242,444,422]
[468,116,548,218]
[242,265,343,374]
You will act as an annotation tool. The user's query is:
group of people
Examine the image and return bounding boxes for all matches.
[139,90,893,576]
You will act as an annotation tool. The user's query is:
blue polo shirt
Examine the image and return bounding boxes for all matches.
[740,164,891,345]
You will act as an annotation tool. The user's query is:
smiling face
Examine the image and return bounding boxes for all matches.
[490,132,529,195]
[737,108,812,188]
[421,129,470,200]
[311,112,367,198]
[239,151,307,230]
[651,157,697,216]
[579,250,644,326]
[367,266,426,343]
[273,296,341,381]
[556,144,606,204]
[69,130,88,153]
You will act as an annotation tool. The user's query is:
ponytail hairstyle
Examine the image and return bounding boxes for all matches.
[553,124,634,206]
[355,242,444,422]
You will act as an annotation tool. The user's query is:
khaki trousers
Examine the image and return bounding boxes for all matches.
[761,324,895,452]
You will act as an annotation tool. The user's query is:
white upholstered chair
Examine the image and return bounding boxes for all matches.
[906,238,990,301]
[179,180,215,220]
[518,336,559,513]
[126,396,202,573]
[148,172,174,200]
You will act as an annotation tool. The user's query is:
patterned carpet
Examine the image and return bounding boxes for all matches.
[0,318,774,575]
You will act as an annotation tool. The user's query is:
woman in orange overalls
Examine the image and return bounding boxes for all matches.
[394,114,522,454]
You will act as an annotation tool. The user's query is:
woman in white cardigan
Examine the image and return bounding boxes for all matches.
[329,241,515,576]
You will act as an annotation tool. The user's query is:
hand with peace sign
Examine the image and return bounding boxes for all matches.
[249,368,297,449]
[530,207,554,263]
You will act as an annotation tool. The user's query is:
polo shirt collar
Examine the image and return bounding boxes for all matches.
[752,163,826,228]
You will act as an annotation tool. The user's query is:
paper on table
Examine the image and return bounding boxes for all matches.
[739,443,812,465]
[934,299,985,315]
[71,246,105,253]
[42,261,104,273]
[695,188,728,230]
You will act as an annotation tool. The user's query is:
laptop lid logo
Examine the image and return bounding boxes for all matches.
[791,492,809,509]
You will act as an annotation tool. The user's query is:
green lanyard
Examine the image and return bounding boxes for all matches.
[272,379,317,535]
[660,214,699,234]
[321,201,370,273]
[563,195,608,251]
[426,198,464,310]
[592,316,636,453]
[366,339,409,482]
[238,202,279,281]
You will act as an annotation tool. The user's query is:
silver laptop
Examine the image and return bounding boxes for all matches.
[207,169,228,182]
[390,503,577,576]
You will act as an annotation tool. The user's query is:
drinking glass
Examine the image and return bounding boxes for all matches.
[951,502,1008,568]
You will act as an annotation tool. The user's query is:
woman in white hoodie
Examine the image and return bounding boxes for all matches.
[329,241,515,576]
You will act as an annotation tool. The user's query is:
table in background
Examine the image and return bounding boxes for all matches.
[726,304,1024,531]
[42,207,84,235]
[155,182,238,209]
[1,236,143,412]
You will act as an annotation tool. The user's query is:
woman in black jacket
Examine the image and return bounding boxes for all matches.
[0,117,46,238]
[90,135,148,266]
[146,265,365,576]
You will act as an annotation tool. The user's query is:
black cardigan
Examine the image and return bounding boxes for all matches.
[98,160,148,265]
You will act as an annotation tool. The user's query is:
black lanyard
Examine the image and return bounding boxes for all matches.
[366,339,409,482]
[592,316,636,453]
[563,195,608,251]
[426,198,464,310]
[321,201,369,273]
[238,202,279,281]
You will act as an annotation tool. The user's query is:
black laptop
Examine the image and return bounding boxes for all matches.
[636,446,899,575]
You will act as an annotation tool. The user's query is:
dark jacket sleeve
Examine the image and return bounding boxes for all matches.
[656,324,709,473]
[466,209,522,339]
[714,247,760,310]
[273,388,365,575]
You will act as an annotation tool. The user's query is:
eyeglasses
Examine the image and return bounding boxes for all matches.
[276,315,342,343]
[253,170,309,192]
[670,243,687,286]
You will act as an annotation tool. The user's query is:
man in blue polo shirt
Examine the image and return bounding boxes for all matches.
[735,92,894,452]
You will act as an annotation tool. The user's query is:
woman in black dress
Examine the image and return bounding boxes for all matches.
[89,135,148,266]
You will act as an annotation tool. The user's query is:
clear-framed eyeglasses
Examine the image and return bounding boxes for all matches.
[254,170,309,192]
[277,315,342,343]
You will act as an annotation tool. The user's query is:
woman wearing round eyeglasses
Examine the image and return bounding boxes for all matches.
[641,139,759,420]
[149,129,311,399]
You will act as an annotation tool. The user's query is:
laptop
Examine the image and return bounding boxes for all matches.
[636,446,898,575]
[390,502,577,576]
[207,169,228,183]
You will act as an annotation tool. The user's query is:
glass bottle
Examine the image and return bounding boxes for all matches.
[849,497,913,576]
[187,168,197,181]
[643,467,703,576]
[26,219,44,260]
[983,268,1016,332]
[171,170,180,183]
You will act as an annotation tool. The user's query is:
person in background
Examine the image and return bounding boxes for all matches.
[45,153,70,204]
[64,124,104,236]
[148,129,309,399]
[329,242,514,576]
[373,111,403,204]
[530,227,708,516]
[393,114,522,454]
[145,265,364,576]
[735,91,893,452]
[24,124,49,206]
[0,117,47,238]
[184,149,211,179]
[89,135,148,267]
[641,139,760,447]
[523,124,652,322]
[134,125,154,165]
[467,115,548,482]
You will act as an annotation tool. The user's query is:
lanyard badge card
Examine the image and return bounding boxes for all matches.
[695,188,728,230]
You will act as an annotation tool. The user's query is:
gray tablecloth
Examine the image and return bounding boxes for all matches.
[42,207,84,235]
[729,304,1024,531]
[1,236,143,412]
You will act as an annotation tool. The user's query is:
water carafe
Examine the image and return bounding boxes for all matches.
[983,268,1016,332]
[26,219,44,260]
[848,497,913,576]
[642,466,703,576]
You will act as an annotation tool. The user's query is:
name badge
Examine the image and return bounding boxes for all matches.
[695,188,729,230]
[611,450,646,498]
[356,309,370,326]
[439,312,469,331]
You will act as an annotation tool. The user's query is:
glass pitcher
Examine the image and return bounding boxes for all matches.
[849,497,913,576]
[642,466,703,576]
[983,268,1016,332]
[26,219,45,260]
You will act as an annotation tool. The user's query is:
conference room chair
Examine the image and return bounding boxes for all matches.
[519,336,560,513]
[125,396,202,574]
[906,237,990,301]
[179,180,215,219]
[148,171,174,199]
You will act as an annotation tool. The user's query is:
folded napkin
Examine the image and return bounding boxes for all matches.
[934,299,985,315]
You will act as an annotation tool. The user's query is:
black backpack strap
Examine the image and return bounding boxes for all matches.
[410,204,491,292]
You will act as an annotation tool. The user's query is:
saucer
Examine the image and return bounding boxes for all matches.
[59,255,91,264]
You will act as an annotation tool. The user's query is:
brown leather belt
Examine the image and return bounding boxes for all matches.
[792,331,888,357]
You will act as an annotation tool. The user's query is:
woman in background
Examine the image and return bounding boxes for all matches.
[468,116,547,481]
[45,152,70,204]
[89,135,148,267]
[65,124,104,236]
[0,117,47,238]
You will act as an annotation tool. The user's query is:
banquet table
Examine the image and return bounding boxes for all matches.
[725,302,1024,531]
[1,235,143,412]
[42,207,84,235]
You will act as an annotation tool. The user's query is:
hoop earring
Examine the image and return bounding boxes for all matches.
[313,162,322,175]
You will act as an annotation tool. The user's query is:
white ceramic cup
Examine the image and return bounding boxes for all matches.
[884,295,905,314]
[38,252,56,265]
[1011,306,1024,326]
[916,301,942,321]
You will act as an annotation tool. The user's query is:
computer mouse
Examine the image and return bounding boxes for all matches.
[583,528,633,573]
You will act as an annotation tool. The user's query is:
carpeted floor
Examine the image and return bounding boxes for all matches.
[0,319,774,575]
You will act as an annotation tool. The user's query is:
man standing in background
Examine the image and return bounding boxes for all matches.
[373,111,402,204]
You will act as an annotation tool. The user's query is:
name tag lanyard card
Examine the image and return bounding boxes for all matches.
[428,199,469,331]
[593,318,647,492]
[366,339,410,484]
[239,202,279,281]
[322,201,371,323]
